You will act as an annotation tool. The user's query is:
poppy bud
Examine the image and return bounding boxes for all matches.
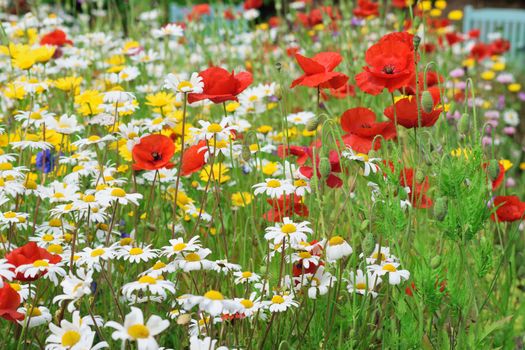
[362,232,375,256]
[430,255,441,269]
[487,159,500,181]
[457,113,470,134]
[421,90,434,113]
[433,197,448,221]
[275,62,282,72]
[415,169,425,184]
[413,35,421,50]
[319,157,331,179]
[242,144,251,161]
[360,219,369,231]
[274,84,282,100]
[305,115,320,132]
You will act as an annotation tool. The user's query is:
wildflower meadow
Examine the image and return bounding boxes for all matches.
[0,0,524,349]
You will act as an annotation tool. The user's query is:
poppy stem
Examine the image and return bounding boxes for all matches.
[171,92,188,238]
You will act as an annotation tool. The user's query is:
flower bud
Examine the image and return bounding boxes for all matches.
[413,35,421,51]
[274,84,282,100]
[457,113,470,134]
[433,196,448,221]
[319,157,331,179]
[362,232,376,256]
[430,255,441,269]
[415,168,425,184]
[421,90,434,113]
[487,159,500,181]
[306,115,320,132]
[242,144,251,162]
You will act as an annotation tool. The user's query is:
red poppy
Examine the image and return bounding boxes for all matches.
[340,107,396,153]
[40,29,73,46]
[244,0,263,10]
[297,6,340,28]
[298,149,343,188]
[327,83,356,99]
[445,32,464,46]
[0,283,24,322]
[489,39,511,55]
[392,0,409,9]
[5,242,62,281]
[291,52,348,90]
[399,168,433,208]
[401,71,444,96]
[353,0,379,18]
[491,196,525,222]
[188,67,252,104]
[264,195,309,222]
[181,140,207,176]
[187,4,211,21]
[277,145,310,165]
[482,162,505,190]
[468,29,480,39]
[384,87,442,129]
[355,32,416,95]
[470,42,491,61]
[132,134,175,171]
[223,9,236,20]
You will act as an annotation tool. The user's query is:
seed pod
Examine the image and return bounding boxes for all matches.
[415,168,425,184]
[241,144,251,161]
[457,113,470,134]
[433,196,448,221]
[421,90,434,113]
[362,232,375,256]
[430,255,441,269]
[487,159,500,181]
[319,157,331,179]
[306,115,320,132]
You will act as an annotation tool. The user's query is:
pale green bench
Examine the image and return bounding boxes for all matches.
[463,5,525,60]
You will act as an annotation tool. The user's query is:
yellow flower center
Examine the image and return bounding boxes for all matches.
[271,295,285,304]
[0,163,13,170]
[87,135,100,142]
[184,252,200,262]
[127,324,150,339]
[53,192,65,199]
[111,188,126,197]
[328,236,345,246]
[129,247,143,255]
[4,211,17,219]
[49,218,62,227]
[204,290,224,300]
[371,252,386,261]
[382,264,397,272]
[83,194,96,202]
[240,299,253,309]
[207,123,223,133]
[90,248,105,257]
[241,271,252,279]
[177,81,193,91]
[42,234,54,242]
[47,244,63,254]
[10,283,22,291]
[61,330,81,347]
[138,275,157,284]
[356,282,367,290]
[281,223,296,234]
[153,261,166,270]
[173,243,187,252]
[32,259,49,267]
[298,251,312,259]
[28,306,42,317]
[266,179,281,188]
[293,179,307,187]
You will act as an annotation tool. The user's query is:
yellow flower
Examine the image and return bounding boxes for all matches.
[199,164,230,183]
[448,10,463,21]
[418,1,432,11]
[499,159,513,171]
[257,125,272,134]
[450,147,471,159]
[262,162,279,176]
[508,83,521,92]
[519,162,525,171]
[33,46,56,63]
[231,192,253,207]
[54,76,83,93]
[481,71,495,81]
[225,102,240,113]
[12,54,35,70]
[462,58,475,68]
[106,54,126,66]
[430,9,442,17]
[123,41,140,54]
[435,0,447,9]
[75,90,104,116]
[492,62,505,71]
[145,92,176,110]
[4,83,26,100]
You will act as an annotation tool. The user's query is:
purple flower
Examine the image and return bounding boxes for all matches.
[449,68,464,78]
[506,177,516,188]
[503,126,516,135]
[497,95,505,109]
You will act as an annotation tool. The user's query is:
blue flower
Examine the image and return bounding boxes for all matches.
[35,149,55,173]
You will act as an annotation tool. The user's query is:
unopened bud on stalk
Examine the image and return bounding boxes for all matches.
[360,219,369,231]
[306,115,320,132]
[457,113,470,134]
[274,83,282,100]
[433,197,448,221]
[275,62,282,72]
[146,223,156,232]
[430,255,441,269]
[399,187,408,201]
[487,159,500,181]
[362,232,375,256]
[241,144,251,161]
[319,157,331,179]
[421,90,434,113]
[415,168,425,184]
[413,35,421,50]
